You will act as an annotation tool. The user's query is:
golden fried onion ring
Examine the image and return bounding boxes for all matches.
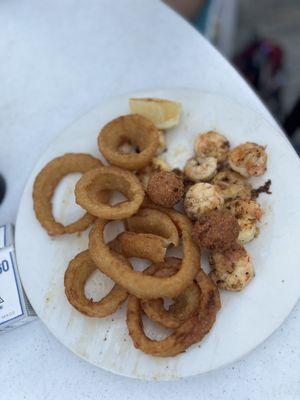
[141,258,201,329]
[64,229,169,317]
[75,166,144,220]
[89,209,200,299]
[126,269,221,357]
[116,232,168,264]
[125,208,179,247]
[64,249,128,318]
[33,153,106,236]
[98,114,159,170]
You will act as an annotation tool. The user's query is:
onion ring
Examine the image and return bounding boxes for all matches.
[33,153,106,236]
[64,248,128,318]
[125,208,179,246]
[141,258,201,329]
[75,165,144,220]
[115,231,168,264]
[64,230,168,317]
[98,114,159,170]
[89,209,200,299]
[126,269,221,357]
[64,232,162,318]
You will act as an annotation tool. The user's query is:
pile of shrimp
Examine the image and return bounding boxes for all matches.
[181,131,269,292]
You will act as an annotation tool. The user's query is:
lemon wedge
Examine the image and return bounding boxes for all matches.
[129,98,181,129]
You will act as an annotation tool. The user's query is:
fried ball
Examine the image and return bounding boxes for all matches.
[137,157,171,190]
[146,171,184,208]
[192,209,240,251]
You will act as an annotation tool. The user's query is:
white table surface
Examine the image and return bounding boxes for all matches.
[0,0,299,399]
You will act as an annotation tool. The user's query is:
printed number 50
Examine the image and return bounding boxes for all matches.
[0,259,9,273]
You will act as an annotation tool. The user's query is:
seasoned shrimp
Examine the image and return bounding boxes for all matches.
[209,245,254,291]
[228,142,267,177]
[184,182,224,220]
[194,131,229,164]
[156,130,167,155]
[226,199,262,244]
[137,158,171,190]
[184,156,217,182]
[212,170,252,200]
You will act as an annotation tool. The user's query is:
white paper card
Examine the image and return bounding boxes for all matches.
[0,246,24,326]
[0,224,14,249]
[0,226,6,249]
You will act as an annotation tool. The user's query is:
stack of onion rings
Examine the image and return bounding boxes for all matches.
[64,235,167,318]
[89,208,200,299]
[33,103,225,358]
[126,269,221,357]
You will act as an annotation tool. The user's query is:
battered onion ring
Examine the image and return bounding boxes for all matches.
[64,229,167,317]
[89,209,200,299]
[33,153,106,236]
[98,114,159,170]
[115,231,168,263]
[141,258,201,329]
[64,248,128,318]
[125,208,179,246]
[126,269,221,357]
[75,165,144,220]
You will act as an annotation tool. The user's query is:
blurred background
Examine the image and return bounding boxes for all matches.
[164,0,300,153]
[0,0,299,207]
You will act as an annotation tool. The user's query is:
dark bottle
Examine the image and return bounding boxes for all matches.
[0,174,6,205]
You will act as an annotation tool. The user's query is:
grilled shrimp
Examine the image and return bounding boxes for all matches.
[228,142,267,177]
[184,156,217,182]
[212,170,252,201]
[184,182,224,220]
[194,131,230,164]
[209,245,254,291]
[226,199,262,243]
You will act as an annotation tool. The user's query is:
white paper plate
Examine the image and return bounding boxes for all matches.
[16,89,300,380]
